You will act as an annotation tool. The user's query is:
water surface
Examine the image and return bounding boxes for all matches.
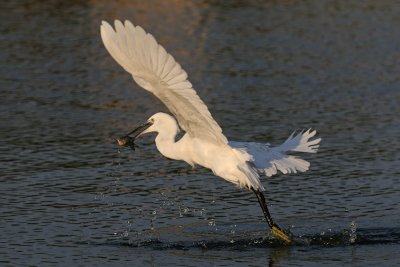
[1,1,400,266]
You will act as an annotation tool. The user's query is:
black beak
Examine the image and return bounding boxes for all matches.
[116,121,152,150]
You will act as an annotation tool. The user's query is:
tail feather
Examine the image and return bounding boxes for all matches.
[279,129,321,153]
[264,155,310,177]
[230,129,321,178]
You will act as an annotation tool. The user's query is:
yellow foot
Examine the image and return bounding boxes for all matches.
[271,225,291,243]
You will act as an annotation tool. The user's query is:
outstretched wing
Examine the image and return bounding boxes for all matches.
[231,129,321,177]
[100,20,228,145]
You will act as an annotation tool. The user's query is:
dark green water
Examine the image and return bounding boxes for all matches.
[1,1,399,266]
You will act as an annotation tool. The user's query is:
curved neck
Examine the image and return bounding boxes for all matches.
[154,125,181,161]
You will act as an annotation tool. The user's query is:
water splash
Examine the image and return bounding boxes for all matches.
[349,221,357,244]
[81,226,400,251]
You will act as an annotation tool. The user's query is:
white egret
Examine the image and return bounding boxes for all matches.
[101,20,321,243]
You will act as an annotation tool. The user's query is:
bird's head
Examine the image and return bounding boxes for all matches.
[141,112,178,135]
[116,112,178,150]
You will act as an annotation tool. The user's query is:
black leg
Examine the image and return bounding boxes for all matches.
[253,188,274,227]
[251,188,291,243]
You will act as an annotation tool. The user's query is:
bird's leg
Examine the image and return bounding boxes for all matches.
[252,188,291,243]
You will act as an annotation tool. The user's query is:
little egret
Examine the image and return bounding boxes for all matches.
[101,20,321,243]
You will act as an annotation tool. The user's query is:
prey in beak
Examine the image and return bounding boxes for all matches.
[116,121,152,150]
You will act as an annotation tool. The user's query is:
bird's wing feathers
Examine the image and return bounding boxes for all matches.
[101,20,228,145]
[231,129,321,177]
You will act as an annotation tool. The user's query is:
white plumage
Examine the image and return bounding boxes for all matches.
[101,20,322,242]
[101,20,227,145]
[231,129,320,177]
[100,20,321,191]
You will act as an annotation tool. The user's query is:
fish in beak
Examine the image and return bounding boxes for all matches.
[116,121,153,150]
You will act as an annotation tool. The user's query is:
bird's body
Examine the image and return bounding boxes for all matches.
[101,20,321,242]
[139,112,262,190]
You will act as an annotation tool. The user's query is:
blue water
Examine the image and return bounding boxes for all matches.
[1,1,399,266]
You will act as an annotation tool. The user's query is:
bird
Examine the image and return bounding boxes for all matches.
[100,20,321,243]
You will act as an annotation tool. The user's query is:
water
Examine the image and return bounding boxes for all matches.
[1,0,399,266]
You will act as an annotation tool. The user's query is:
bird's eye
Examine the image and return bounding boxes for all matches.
[149,118,154,123]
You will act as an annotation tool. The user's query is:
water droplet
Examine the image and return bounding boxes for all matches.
[349,221,357,244]
[122,231,129,238]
